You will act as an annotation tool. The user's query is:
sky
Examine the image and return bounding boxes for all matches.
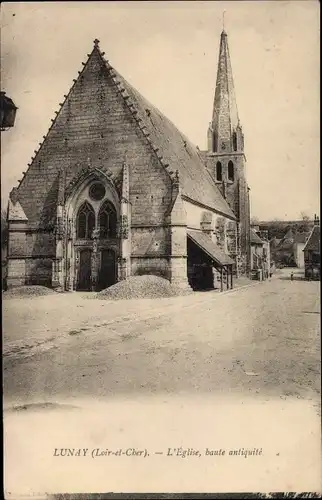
[1,1,320,221]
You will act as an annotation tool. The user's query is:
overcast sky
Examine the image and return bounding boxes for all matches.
[1,1,320,220]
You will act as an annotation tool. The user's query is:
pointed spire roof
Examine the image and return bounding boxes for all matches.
[212,30,240,150]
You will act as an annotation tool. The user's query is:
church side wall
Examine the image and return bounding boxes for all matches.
[24,232,55,286]
[184,200,237,256]
[205,153,250,274]
[185,200,230,232]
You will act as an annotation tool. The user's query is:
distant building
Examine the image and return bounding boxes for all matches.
[293,233,307,268]
[250,228,270,280]
[303,216,320,280]
[273,228,310,268]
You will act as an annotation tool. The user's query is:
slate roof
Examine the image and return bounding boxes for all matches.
[270,237,281,248]
[111,63,236,219]
[187,229,235,266]
[303,225,320,252]
[276,229,310,250]
[250,229,264,245]
[212,31,239,142]
[294,232,309,244]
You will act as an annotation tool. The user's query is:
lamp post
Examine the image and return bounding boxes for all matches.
[0,92,17,131]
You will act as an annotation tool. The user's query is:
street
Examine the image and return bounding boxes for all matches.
[3,268,320,405]
[3,269,321,495]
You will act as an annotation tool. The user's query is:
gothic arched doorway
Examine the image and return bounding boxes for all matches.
[72,180,119,292]
[77,248,92,291]
[97,248,116,291]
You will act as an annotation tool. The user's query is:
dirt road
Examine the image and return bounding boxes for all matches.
[3,269,320,406]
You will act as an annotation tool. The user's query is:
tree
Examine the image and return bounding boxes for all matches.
[300,211,310,221]
[298,211,312,233]
[250,216,260,226]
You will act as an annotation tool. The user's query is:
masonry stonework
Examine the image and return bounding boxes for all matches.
[6,31,250,291]
[203,30,251,275]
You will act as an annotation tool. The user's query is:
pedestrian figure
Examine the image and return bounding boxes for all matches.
[290,272,294,281]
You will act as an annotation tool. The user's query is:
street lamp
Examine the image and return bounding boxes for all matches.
[0,92,18,131]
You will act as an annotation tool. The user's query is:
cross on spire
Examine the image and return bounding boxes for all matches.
[222,10,226,32]
[93,38,100,47]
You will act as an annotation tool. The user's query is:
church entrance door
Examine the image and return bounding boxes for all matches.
[97,249,116,291]
[77,249,92,291]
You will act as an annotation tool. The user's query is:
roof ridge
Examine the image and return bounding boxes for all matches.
[100,53,234,217]
[95,47,179,184]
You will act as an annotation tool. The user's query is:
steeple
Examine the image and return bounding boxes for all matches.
[208,29,244,154]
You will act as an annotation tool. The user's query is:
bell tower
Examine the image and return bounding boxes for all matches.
[205,27,251,274]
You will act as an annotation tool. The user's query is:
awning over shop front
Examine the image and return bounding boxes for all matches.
[187,230,235,267]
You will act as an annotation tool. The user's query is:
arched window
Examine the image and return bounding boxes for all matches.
[213,132,218,153]
[98,200,117,238]
[228,161,234,182]
[76,201,95,239]
[216,161,222,182]
[232,132,238,151]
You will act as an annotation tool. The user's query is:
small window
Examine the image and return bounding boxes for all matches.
[232,132,237,151]
[89,182,106,201]
[228,161,234,182]
[76,201,95,239]
[216,161,222,182]
[213,132,218,153]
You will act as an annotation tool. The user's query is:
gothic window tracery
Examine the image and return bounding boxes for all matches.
[76,201,95,239]
[98,200,117,239]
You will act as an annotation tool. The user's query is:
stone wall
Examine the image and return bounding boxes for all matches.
[7,259,26,287]
[205,152,250,274]
[131,257,170,280]
[8,229,26,257]
[25,258,53,286]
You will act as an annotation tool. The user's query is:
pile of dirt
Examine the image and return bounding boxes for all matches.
[97,275,192,300]
[3,285,56,298]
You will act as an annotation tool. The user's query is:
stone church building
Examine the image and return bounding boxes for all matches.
[6,30,251,292]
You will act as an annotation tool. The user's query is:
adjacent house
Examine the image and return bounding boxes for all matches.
[303,216,320,280]
[250,228,270,280]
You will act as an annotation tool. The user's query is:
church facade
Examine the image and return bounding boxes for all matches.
[6,31,251,292]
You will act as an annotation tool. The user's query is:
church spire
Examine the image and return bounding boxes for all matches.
[208,28,243,154]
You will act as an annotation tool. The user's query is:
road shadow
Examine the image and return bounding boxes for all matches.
[277,276,306,281]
